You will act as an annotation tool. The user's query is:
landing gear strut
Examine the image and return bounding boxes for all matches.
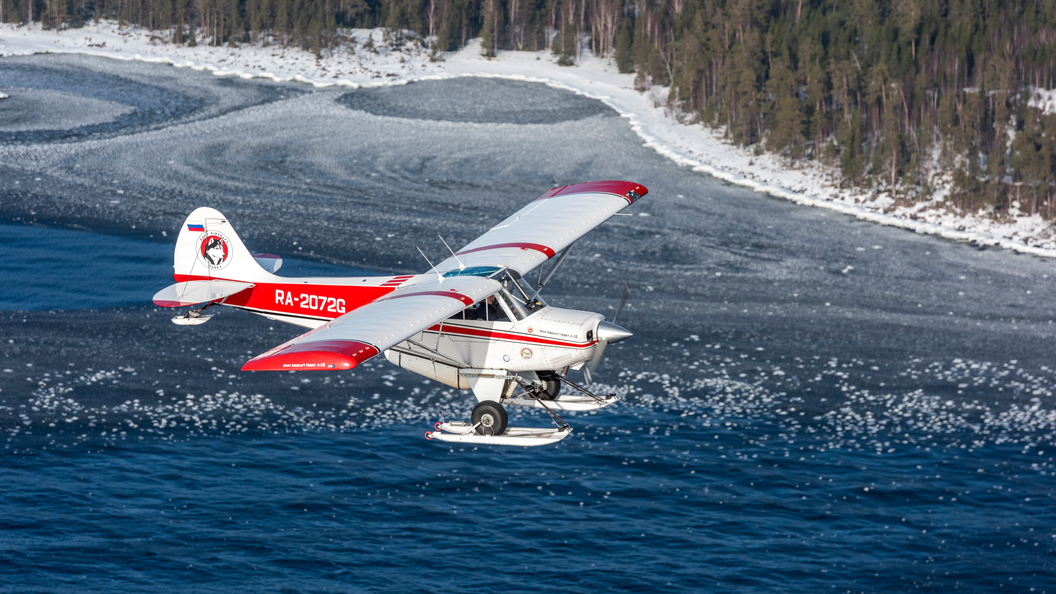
[471,401,508,436]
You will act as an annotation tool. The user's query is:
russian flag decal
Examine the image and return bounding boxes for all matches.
[187,224,205,232]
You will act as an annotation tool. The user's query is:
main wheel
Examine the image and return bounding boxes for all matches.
[472,401,508,436]
[535,370,562,400]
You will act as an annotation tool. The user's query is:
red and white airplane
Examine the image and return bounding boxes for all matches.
[153,180,647,446]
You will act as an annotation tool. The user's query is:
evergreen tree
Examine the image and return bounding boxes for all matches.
[765,51,804,162]
[479,0,498,56]
[614,17,632,73]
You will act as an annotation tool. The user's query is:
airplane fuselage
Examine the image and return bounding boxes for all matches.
[174,272,416,329]
[186,271,604,400]
[387,304,603,399]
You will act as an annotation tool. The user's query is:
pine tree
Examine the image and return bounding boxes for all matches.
[765,52,804,162]
[479,0,498,57]
[614,17,633,73]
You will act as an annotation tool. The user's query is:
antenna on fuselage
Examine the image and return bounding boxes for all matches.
[417,247,444,282]
[438,234,466,271]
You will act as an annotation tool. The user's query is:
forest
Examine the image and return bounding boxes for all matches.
[4,0,1055,218]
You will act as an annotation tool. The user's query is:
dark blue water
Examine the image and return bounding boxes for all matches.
[4,223,1051,591]
[3,414,1052,592]
[0,223,171,310]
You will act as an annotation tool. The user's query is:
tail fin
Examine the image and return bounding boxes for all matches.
[174,207,273,283]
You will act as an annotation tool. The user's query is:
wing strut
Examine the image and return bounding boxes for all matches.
[535,243,574,293]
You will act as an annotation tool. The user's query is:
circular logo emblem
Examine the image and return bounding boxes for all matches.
[197,232,232,270]
[520,348,533,360]
[527,326,534,334]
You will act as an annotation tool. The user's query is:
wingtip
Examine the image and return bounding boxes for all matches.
[240,341,380,372]
[241,352,364,371]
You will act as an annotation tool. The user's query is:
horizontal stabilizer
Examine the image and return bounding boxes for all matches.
[153,280,255,307]
[251,253,283,273]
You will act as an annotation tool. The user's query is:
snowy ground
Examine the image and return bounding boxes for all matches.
[1,21,1055,257]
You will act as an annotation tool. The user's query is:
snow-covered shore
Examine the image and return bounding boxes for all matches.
[3,21,1055,258]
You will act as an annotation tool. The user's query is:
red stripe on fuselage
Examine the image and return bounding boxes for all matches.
[174,274,394,321]
[381,275,414,286]
[428,323,595,349]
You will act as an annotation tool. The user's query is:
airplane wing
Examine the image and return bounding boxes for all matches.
[434,180,647,277]
[241,276,500,371]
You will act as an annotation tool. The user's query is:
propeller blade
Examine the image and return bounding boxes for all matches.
[612,284,629,324]
[582,365,593,386]
[587,340,608,374]
[587,321,632,374]
[587,285,633,377]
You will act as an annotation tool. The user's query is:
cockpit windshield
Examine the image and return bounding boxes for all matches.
[493,269,546,320]
[446,269,547,323]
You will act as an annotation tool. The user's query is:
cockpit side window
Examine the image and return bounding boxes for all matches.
[470,294,511,322]
[495,290,525,321]
[447,306,478,321]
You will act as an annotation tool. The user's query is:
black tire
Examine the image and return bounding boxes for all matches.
[535,370,561,400]
[472,401,508,436]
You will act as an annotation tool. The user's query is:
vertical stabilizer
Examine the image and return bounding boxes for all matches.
[173,207,273,283]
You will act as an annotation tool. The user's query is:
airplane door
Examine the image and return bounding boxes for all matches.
[446,296,516,368]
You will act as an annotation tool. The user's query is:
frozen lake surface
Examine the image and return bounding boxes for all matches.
[0,54,1054,592]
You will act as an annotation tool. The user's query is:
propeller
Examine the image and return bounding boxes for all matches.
[585,285,632,382]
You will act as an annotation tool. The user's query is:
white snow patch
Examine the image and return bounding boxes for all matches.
[1028,87,1056,115]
